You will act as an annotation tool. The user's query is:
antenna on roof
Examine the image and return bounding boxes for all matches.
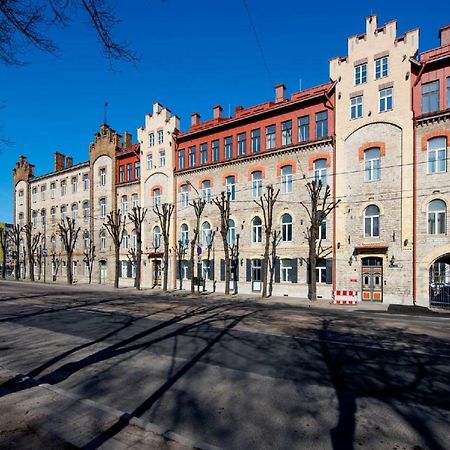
[299,79,302,91]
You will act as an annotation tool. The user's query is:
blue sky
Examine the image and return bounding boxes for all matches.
[0,0,448,222]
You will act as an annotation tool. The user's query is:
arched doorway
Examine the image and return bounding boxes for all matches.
[99,260,107,284]
[361,257,383,302]
[429,255,450,310]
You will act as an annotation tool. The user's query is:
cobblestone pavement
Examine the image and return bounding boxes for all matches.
[0,280,449,449]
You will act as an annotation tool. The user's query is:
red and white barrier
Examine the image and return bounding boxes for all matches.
[331,290,358,305]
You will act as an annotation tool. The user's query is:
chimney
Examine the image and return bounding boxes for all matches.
[65,156,73,168]
[235,105,244,116]
[54,152,65,172]
[275,83,286,103]
[212,105,223,119]
[439,24,450,46]
[124,131,132,149]
[191,113,201,127]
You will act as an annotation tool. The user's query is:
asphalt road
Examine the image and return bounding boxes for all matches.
[0,281,449,450]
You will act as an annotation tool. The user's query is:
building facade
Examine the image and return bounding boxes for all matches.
[11,16,450,308]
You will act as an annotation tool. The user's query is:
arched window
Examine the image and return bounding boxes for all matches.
[281,214,293,242]
[202,221,212,246]
[227,219,236,245]
[122,230,129,249]
[83,231,90,249]
[364,148,381,181]
[61,205,67,221]
[121,195,128,216]
[180,224,189,246]
[181,184,189,208]
[226,176,236,201]
[153,188,161,207]
[314,159,328,186]
[281,165,293,193]
[71,203,78,221]
[428,199,446,235]
[252,171,262,198]
[132,193,138,208]
[428,137,447,174]
[82,201,89,223]
[100,230,106,250]
[201,180,211,202]
[364,205,380,237]
[252,216,262,243]
[153,226,161,248]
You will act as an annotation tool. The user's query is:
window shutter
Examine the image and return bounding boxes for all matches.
[209,259,215,280]
[220,259,225,281]
[233,259,240,281]
[326,258,333,284]
[291,258,298,283]
[186,260,192,280]
[246,259,251,281]
[176,260,180,279]
[261,259,266,280]
[127,260,132,278]
[274,257,280,283]
[119,260,122,278]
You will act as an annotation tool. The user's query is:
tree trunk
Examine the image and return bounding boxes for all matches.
[163,242,169,291]
[190,240,195,294]
[136,245,142,290]
[262,230,270,298]
[67,253,73,284]
[224,245,231,295]
[308,240,317,301]
[1,257,5,279]
[114,246,120,288]
[14,259,19,280]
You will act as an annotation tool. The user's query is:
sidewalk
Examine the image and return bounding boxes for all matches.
[0,366,220,450]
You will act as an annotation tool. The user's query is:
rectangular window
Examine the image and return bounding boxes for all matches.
[280,259,293,282]
[61,180,66,196]
[316,260,327,283]
[32,186,37,202]
[200,143,208,164]
[50,182,56,199]
[350,96,363,119]
[135,162,140,178]
[188,146,196,167]
[251,129,261,153]
[157,129,164,144]
[127,163,133,180]
[177,150,184,170]
[71,177,77,193]
[119,165,125,182]
[100,168,106,186]
[428,137,447,173]
[149,132,155,146]
[212,140,220,161]
[355,63,367,85]
[379,88,393,112]
[320,221,327,240]
[147,153,153,170]
[159,149,166,167]
[224,136,233,158]
[365,148,381,181]
[83,174,89,190]
[281,120,292,146]
[298,116,309,142]
[315,111,328,138]
[41,184,46,200]
[265,125,276,150]
[226,176,236,201]
[374,56,388,79]
[422,80,439,114]
[237,132,246,156]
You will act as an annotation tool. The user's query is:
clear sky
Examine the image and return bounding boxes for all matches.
[0,0,448,223]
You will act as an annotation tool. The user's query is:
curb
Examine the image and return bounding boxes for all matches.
[0,366,222,450]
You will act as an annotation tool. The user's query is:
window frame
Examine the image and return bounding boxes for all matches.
[281,120,292,146]
[364,205,380,238]
[252,216,262,243]
[374,56,389,79]
[379,87,393,112]
[265,124,276,150]
[350,95,363,119]
[364,148,381,181]
[281,165,293,194]
[427,137,447,174]
[251,171,263,198]
[281,213,293,242]
[428,199,446,235]
[355,63,367,85]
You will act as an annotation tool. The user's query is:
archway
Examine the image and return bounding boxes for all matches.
[429,254,450,310]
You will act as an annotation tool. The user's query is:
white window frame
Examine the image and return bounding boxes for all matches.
[147,153,153,170]
[365,148,381,181]
[427,137,447,174]
[355,63,367,85]
[281,166,293,194]
[252,172,262,198]
[226,176,236,201]
[375,56,389,79]
[350,95,363,119]
[100,168,106,186]
[281,214,292,242]
[252,217,262,243]
[313,159,327,186]
[428,200,446,235]
[364,205,380,238]
[159,149,166,167]
[181,185,189,208]
[280,259,292,282]
[379,88,393,112]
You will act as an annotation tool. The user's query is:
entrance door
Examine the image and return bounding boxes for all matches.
[429,256,450,310]
[153,260,162,287]
[361,257,383,302]
[99,261,107,284]
[251,259,262,292]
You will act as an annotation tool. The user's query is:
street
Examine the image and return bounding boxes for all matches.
[0,281,449,450]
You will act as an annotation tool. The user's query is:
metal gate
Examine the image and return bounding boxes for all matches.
[429,258,450,310]
[361,257,383,302]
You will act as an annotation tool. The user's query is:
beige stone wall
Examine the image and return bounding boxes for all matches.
[330,16,418,304]
[176,141,334,298]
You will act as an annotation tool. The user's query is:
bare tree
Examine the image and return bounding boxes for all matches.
[8,225,22,280]
[0,0,138,66]
[212,191,232,295]
[153,202,174,292]
[300,181,340,301]
[204,230,216,292]
[229,233,240,295]
[23,221,41,282]
[83,239,96,284]
[36,240,43,280]
[188,197,206,293]
[0,226,7,279]
[104,211,126,289]
[57,217,80,285]
[254,184,280,298]
[128,206,147,290]
[51,251,61,282]
[268,229,282,297]
[174,239,187,290]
